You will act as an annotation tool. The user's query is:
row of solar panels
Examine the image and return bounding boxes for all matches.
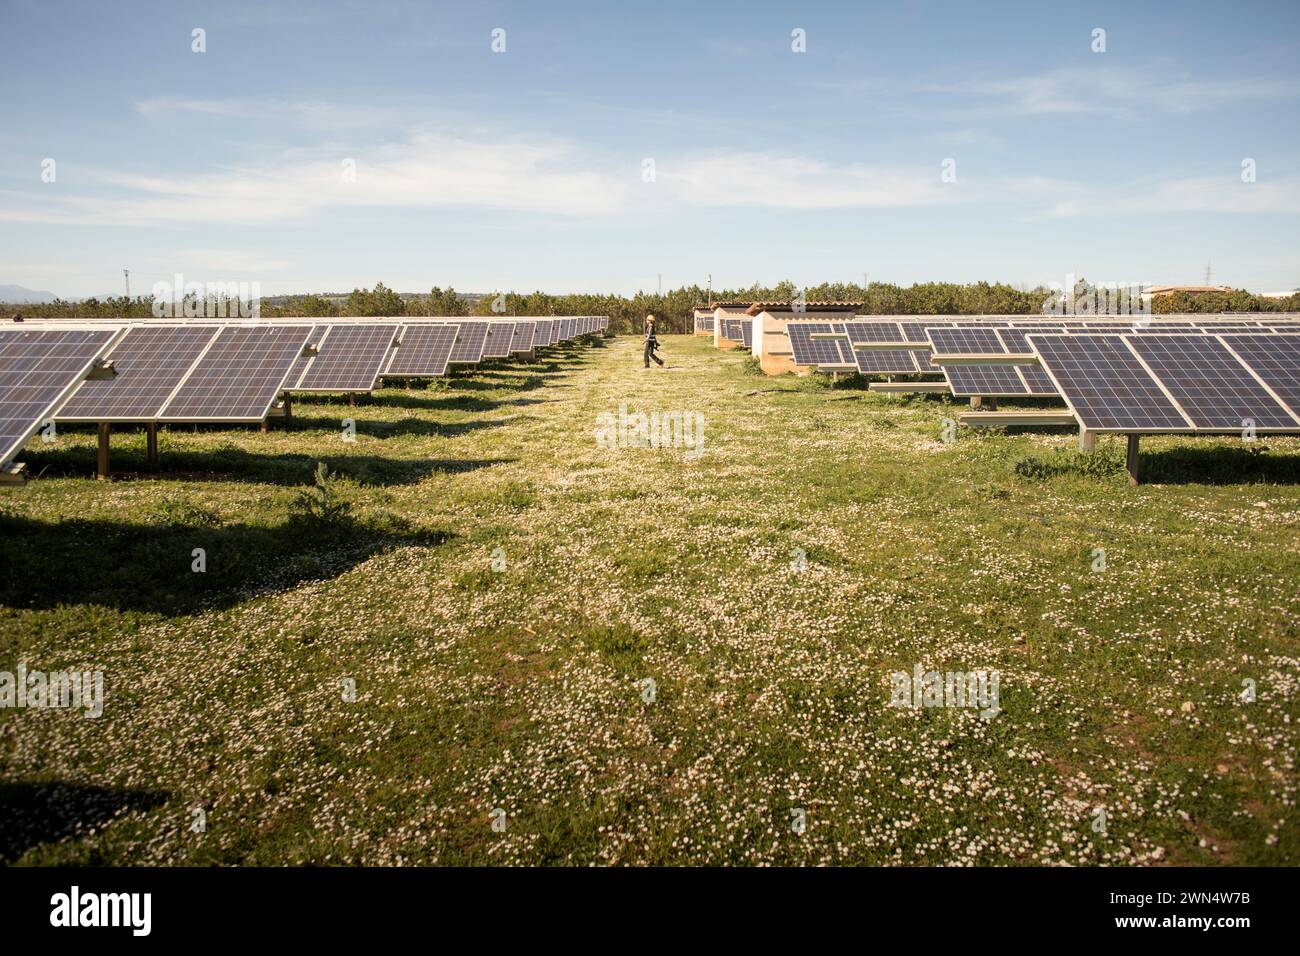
[1021,333,1300,434]
[719,317,753,347]
[719,313,1300,355]
[784,318,1300,399]
[780,318,1300,435]
[0,316,608,469]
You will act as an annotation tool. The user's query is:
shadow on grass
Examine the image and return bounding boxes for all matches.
[0,510,454,615]
[0,781,170,864]
[1140,444,1300,485]
[1013,442,1300,485]
[328,393,545,413]
[281,414,525,439]
[445,373,552,392]
[19,444,513,486]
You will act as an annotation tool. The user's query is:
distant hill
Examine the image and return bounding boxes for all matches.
[0,284,59,304]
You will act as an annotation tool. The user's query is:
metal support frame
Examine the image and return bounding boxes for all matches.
[96,423,111,480]
[1126,434,1141,486]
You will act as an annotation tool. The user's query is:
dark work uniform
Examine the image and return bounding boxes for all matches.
[644,324,663,367]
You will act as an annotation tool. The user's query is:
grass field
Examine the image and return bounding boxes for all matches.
[2,332,1298,866]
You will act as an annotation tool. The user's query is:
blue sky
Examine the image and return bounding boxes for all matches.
[1,0,1298,298]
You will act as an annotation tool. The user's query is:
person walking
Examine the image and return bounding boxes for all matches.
[643,314,664,368]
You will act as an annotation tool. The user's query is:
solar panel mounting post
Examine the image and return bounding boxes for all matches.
[1126,435,1140,486]
[146,423,158,469]
[96,423,111,480]
[1078,428,1096,453]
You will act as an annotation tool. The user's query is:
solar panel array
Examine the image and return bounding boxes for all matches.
[787,323,855,367]
[447,321,490,364]
[481,322,516,358]
[1126,335,1297,430]
[926,327,1009,358]
[159,325,314,422]
[1220,335,1300,412]
[60,325,218,421]
[294,324,399,392]
[1028,333,1300,433]
[384,324,460,377]
[1,315,606,474]
[1,328,120,466]
[510,321,536,353]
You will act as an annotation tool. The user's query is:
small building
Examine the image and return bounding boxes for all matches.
[1143,285,1231,297]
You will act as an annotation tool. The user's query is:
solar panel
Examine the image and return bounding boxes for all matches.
[296,324,399,392]
[448,321,490,363]
[1126,334,1299,430]
[900,322,946,343]
[480,322,515,359]
[927,327,1008,358]
[853,348,920,374]
[737,322,754,348]
[1016,363,1060,396]
[1027,334,1190,431]
[945,364,1027,397]
[384,324,459,376]
[1218,335,1300,416]
[286,325,329,388]
[510,321,537,352]
[843,321,905,343]
[158,325,313,421]
[995,326,1066,353]
[787,323,854,367]
[59,325,219,421]
[1,328,120,466]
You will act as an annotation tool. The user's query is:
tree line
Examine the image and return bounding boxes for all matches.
[7,280,1297,333]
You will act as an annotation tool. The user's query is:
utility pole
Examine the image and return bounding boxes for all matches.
[1205,259,1212,285]
[657,273,662,296]
[123,269,130,300]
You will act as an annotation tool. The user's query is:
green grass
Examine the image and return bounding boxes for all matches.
[1,335,1298,865]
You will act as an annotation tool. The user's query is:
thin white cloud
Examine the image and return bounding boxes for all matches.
[133,96,412,130]
[0,131,632,226]
[929,65,1300,119]
[661,153,1075,210]
[141,249,292,273]
[1041,174,1300,218]
[663,153,952,208]
[2,127,1296,228]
